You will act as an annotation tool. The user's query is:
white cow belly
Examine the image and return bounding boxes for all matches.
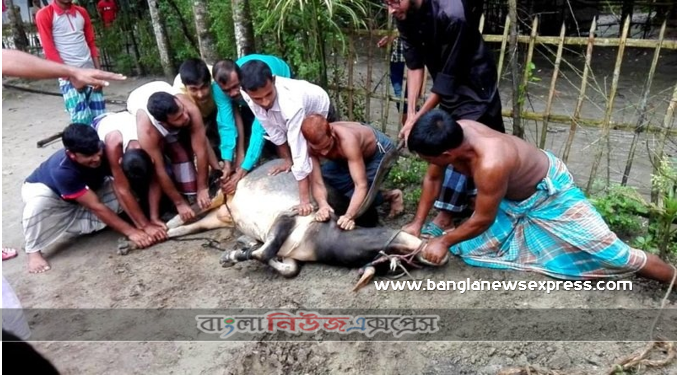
[277,216,315,258]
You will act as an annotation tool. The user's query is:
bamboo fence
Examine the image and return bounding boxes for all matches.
[328,15,677,196]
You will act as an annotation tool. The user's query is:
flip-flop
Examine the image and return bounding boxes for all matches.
[2,247,18,261]
[421,222,445,238]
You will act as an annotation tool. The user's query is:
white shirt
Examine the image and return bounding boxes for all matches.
[242,76,331,181]
[96,111,138,151]
[127,81,180,138]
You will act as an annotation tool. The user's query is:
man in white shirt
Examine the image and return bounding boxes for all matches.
[239,60,337,218]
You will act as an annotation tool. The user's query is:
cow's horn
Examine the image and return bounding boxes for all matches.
[352,266,376,292]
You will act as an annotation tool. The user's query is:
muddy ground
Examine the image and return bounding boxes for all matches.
[2,68,676,374]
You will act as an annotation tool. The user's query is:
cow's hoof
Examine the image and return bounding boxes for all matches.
[219,251,237,267]
[117,238,131,256]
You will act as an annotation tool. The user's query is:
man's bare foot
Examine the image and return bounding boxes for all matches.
[27,252,51,273]
[385,189,405,218]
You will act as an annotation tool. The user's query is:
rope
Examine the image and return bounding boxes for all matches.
[167,236,227,252]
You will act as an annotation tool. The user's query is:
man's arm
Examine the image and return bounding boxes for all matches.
[402,164,445,236]
[234,109,246,166]
[286,110,315,205]
[104,134,149,229]
[136,112,188,210]
[438,164,507,247]
[309,156,331,209]
[212,82,237,164]
[240,117,267,172]
[185,100,211,209]
[1,49,125,86]
[147,171,164,226]
[35,9,63,65]
[78,7,101,69]
[397,30,438,139]
[74,189,152,248]
[342,138,369,219]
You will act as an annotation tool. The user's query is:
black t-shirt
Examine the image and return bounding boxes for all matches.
[25,149,111,200]
[396,0,499,118]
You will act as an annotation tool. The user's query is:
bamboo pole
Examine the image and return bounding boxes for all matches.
[380,16,394,133]
[651,81,677,202]
[352,29,677,50]
[508,0,522,138]
[496,15,511,88]
[365,13,374,123]
[517,16,539,139]
[347,33,355,120]
[326,84,677,136]
[563,17,597,163]
[621,20,666,186]
[332,45,341,118]
[540,22,566,149]
[586,16,630,194]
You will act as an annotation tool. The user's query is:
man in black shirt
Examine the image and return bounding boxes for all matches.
[386,0,505,238]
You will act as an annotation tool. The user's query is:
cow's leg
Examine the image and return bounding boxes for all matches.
[166,208,230,238]
[220,248,250,266]
[166,192,226,229]
[249,213,297,263]
[267,258,300,278]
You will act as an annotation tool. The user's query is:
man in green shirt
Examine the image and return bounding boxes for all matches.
[212,54,292,193]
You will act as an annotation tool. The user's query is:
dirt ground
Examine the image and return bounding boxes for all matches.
[2,74,676,374]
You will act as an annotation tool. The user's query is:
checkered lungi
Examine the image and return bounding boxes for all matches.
[58,78,106,125]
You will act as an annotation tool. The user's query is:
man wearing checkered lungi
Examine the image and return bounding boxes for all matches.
[36,0,106,125]
[386,0,505,238]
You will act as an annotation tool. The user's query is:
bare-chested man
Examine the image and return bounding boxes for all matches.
[130,81,214,222]
[301,114,404,230]
[405,109,675,286]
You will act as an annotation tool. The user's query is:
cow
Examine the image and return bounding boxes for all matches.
[118,159,446,290]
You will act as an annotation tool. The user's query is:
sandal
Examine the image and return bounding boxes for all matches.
[421,222,445,238]
[2,247,18,261]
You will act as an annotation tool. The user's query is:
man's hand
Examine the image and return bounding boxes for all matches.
[70,68,126,89]
[402,221,423,237]
[143,223,167,242]
[177,202,196,222]
[295,202,314,216]
[377,36,391,48]
[398,115,416,143]
[421,237,449,265]
[221,168,246,195]
[269,159,292,176]
[150,218,168,230]
[128,229,153,249]
[221,161,233,180]
[315,205,334,222]
[197,188,211,210]
[337,215,356,230]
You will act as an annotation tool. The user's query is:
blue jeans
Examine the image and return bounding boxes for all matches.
[390,61,407,114]
[321,125,395,206]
